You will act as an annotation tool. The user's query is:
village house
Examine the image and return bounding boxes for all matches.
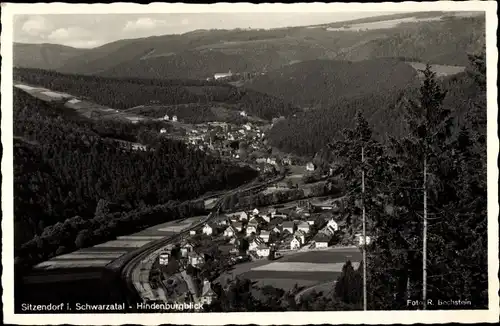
[180,241,194,257]
[252,208,260,216]
[355,233,373,246]
[202,222,217,236]
[239,212,249,221]
[200,280,217,305]
[188,251,205,267]
[240,110,247,117]
[249,237,266,251]
[160,128,167,134]
[314,233,331,248]
[246,225,257,236]
[259,230,270,243]
[261,214,271,223]
[282,221,295,234]
[256,243,270,258]
[326,218,339,232]
[282,157,293,165]
[215,215,230,227]
[256,157,267,164]
[267,157,278,166]
[163,114,170,121]
[306,162,316,171]
[172,115,178,122]
[223,225,237,238]
[297,221,310,234]
[233,222,244,232]
[159,251,170,265]
[294,230,307,245]
[189,230,197,236]
[290,237,301,250]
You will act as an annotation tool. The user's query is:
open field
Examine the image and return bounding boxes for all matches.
[408,62,466,77]
[326,16,444,31]
[251,262,359,272]
[217,248,361,291]
[33,215,206,270]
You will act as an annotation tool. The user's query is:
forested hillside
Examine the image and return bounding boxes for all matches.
[13,43,87,70]
[13,89,258,266]
[14,68,298,120]
[333,15,485,66]
[265,57,484,157]
[247,58,419,109]
[14,12,484,80]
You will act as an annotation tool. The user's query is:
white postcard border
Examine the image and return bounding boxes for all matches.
[2,2,498,325]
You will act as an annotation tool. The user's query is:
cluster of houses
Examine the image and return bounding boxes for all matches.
[181,121,269,159]
[185,204,343,260]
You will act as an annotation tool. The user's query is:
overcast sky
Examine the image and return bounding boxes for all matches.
[14,12,393,48]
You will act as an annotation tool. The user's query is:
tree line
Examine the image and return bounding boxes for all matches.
[328,53,487,309]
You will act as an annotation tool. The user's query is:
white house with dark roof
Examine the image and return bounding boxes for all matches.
[290,237,301,250]
[201,280,217,305]
[314,233,331,248]
[282,221,295,234]
[294,230,306,245]
[188,251,205,267]
[202,223,215,236]
[326,219,339,232]
[239,212,249,221]
[246,225,257,236]
[306,162,316,171]
[249,237,265,251]
[256,243,270,258]
[223,225,237,238]
[259,230,270,243]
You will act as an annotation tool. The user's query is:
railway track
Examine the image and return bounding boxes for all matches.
[114,175,284,310]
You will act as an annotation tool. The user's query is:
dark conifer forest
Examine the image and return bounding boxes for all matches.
[13,88,257,267]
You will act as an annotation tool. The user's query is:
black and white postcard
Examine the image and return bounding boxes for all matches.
[1,1,498,325]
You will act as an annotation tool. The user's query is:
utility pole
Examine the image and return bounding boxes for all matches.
[362,146,367,311]
[422,156,428,310]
